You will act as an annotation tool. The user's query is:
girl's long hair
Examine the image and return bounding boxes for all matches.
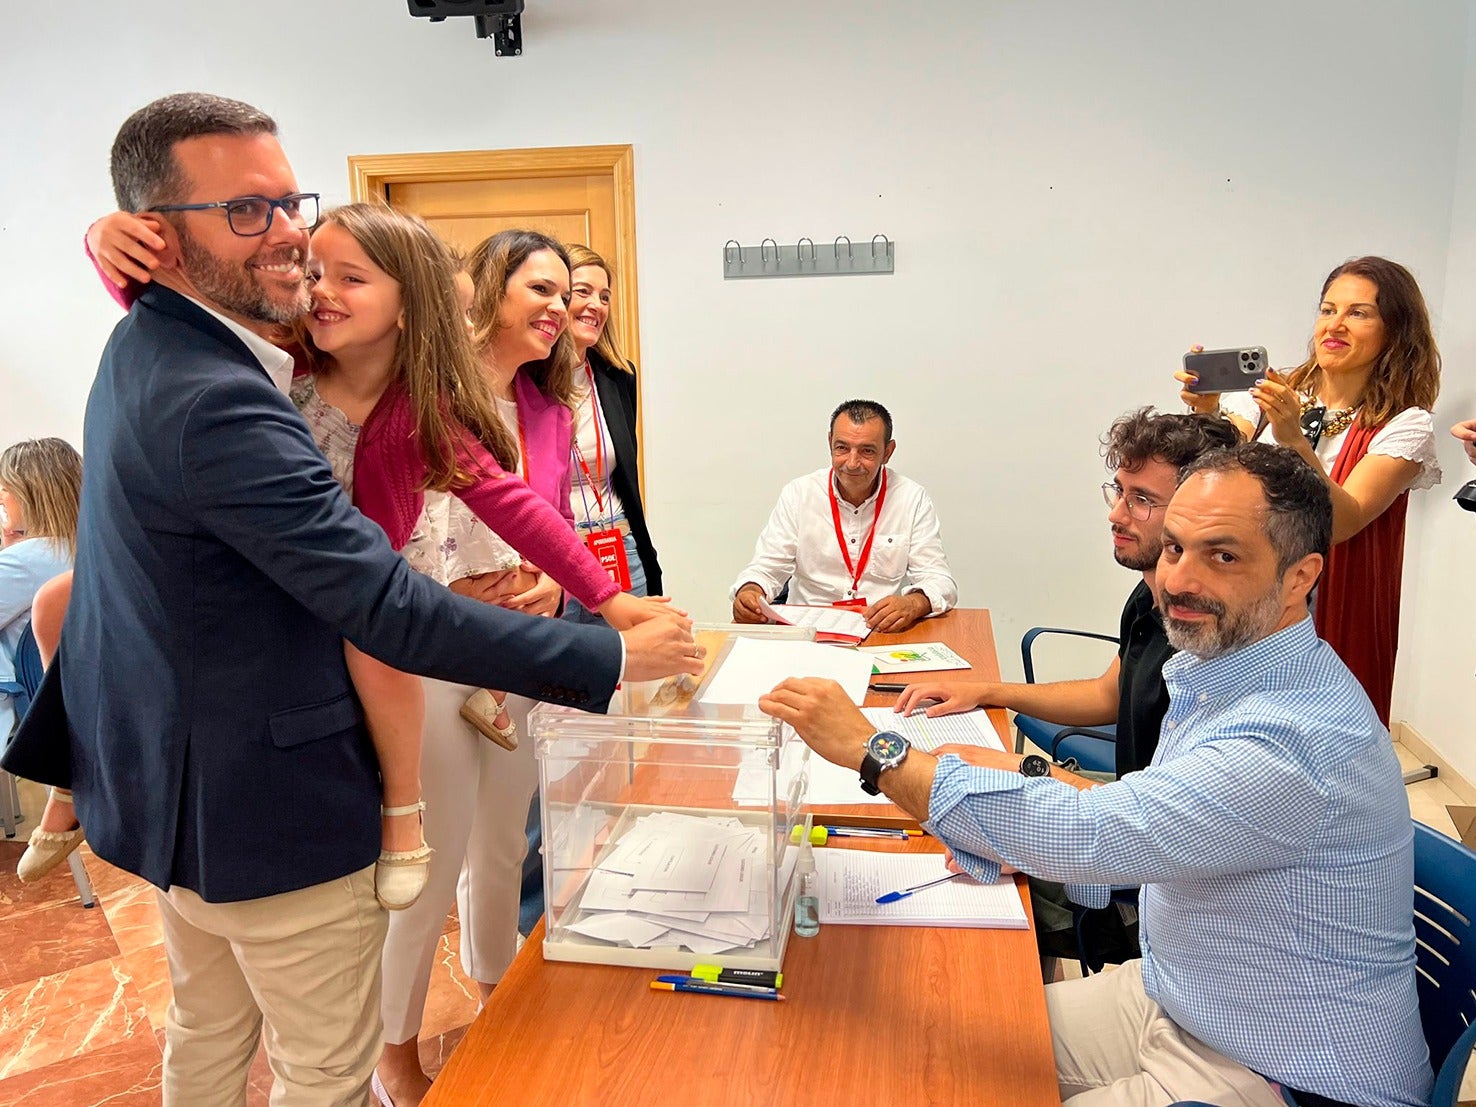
[306,203,517,485]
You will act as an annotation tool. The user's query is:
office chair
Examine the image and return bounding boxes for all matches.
[1170,821,1476,1107]
[1070,887,1140,976]
[1413,820,1476,1106]
[1015,626,1119,774]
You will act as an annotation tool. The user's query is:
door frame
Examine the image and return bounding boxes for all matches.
[347,145,645,485]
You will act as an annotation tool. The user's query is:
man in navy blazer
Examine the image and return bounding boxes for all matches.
[3,93,700,1106]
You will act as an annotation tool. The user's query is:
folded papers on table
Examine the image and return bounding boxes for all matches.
[566,811,797,956]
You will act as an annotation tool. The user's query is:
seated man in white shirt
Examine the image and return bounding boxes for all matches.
[731,399,957,633]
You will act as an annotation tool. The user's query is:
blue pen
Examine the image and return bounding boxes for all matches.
[823,825,917,840]
[875,871,964,905]
[650,979,784,1001]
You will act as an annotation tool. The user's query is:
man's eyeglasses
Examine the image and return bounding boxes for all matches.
[148,193,320,238]
[1101,482,1164,522]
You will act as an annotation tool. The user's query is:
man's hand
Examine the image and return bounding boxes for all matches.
[864,591,930,633]
[895,680,995,718]
[930,743,1099,792]
[758,677,874,771]
[732,583,769,624]
[622,613,705,682]
[503,567,562,617]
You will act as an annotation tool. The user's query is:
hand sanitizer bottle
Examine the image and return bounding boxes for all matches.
[793,836,820,937]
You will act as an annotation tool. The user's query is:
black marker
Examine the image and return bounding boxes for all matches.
[869,682,909,693]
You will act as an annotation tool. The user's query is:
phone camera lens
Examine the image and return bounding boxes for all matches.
[1240,352,1250,361]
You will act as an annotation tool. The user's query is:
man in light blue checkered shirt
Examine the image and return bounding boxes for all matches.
[763,444,1432,1107]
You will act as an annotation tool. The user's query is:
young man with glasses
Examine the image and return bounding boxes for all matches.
[897,408,1239,780]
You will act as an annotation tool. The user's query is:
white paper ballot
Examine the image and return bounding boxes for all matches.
[698,637,874,706]
[566,811,788,955]
[732,738,893,807]
[812,849,1028,929]
[761,599,871,642]
[860,706,1006,753]
[565,914,672,947]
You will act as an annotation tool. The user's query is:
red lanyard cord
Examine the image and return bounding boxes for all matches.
[571,366,613,519]
[828,469,888,598]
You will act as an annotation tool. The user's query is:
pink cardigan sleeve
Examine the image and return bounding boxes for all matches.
[355,387,619,611]
[86,233,140,310]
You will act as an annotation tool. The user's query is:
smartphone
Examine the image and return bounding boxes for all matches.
[1182,346,1268,394]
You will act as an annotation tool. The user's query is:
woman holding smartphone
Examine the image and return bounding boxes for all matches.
[1177,256,1441,724]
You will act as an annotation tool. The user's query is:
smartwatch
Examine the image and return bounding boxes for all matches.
[1019,754,1052,778]
[859,730,910,795]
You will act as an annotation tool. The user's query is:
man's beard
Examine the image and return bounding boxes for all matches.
[1112,526,1161,572]
[1159,582,1283,661]
[177,223,309,325]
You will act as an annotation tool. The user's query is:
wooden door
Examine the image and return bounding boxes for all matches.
[386,173,618,263]
[347,146,643,484]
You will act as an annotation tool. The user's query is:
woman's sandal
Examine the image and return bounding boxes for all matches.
[460,688,518,750]
[376,800,432,911]
[18,788,86,884]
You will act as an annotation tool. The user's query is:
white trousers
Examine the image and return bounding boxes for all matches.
[1049,960,1286,1107]
[379,677,539,1045]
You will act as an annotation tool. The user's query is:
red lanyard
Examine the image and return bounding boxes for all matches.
[515,406,530,485]
[571,366,609,515]
[828,468,887,598]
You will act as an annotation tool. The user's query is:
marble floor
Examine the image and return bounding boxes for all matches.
[0,777,478,1106]
[0,745,1466,1105]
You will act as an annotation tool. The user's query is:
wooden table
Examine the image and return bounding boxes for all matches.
[424,610,1060,1107]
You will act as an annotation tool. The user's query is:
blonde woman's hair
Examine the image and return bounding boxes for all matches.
[465,230,578,407]
[306,203,518,484]
[565,244,632,374]
[1287,256,1441,429]
[0,438,82,558]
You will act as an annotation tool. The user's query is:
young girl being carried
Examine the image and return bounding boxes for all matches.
[36,204,670,910]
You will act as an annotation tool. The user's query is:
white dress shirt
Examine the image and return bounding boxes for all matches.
[731,466,957,614]
[185,294,297,395]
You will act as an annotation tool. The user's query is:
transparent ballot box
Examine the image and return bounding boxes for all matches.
[532,623,813,971]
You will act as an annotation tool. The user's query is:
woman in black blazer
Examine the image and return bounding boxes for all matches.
[560,244,663,616]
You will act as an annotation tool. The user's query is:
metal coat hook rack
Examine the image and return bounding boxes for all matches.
[722,235,895,279]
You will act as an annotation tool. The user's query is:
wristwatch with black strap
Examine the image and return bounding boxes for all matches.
[859,730,910,795]
[1019,753,1052,778]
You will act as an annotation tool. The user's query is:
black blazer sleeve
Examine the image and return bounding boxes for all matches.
[591,353,663,594]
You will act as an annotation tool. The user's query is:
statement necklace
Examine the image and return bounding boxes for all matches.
[1299,393,1359,444]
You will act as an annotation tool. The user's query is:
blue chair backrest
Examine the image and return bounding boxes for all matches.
[1414,820,1476,1102]
[0,621,43,729]
[1172,823,1475,1107]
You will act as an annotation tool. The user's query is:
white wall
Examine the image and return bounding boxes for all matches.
[1394,2,1476,782]
[2,1,1471,758]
